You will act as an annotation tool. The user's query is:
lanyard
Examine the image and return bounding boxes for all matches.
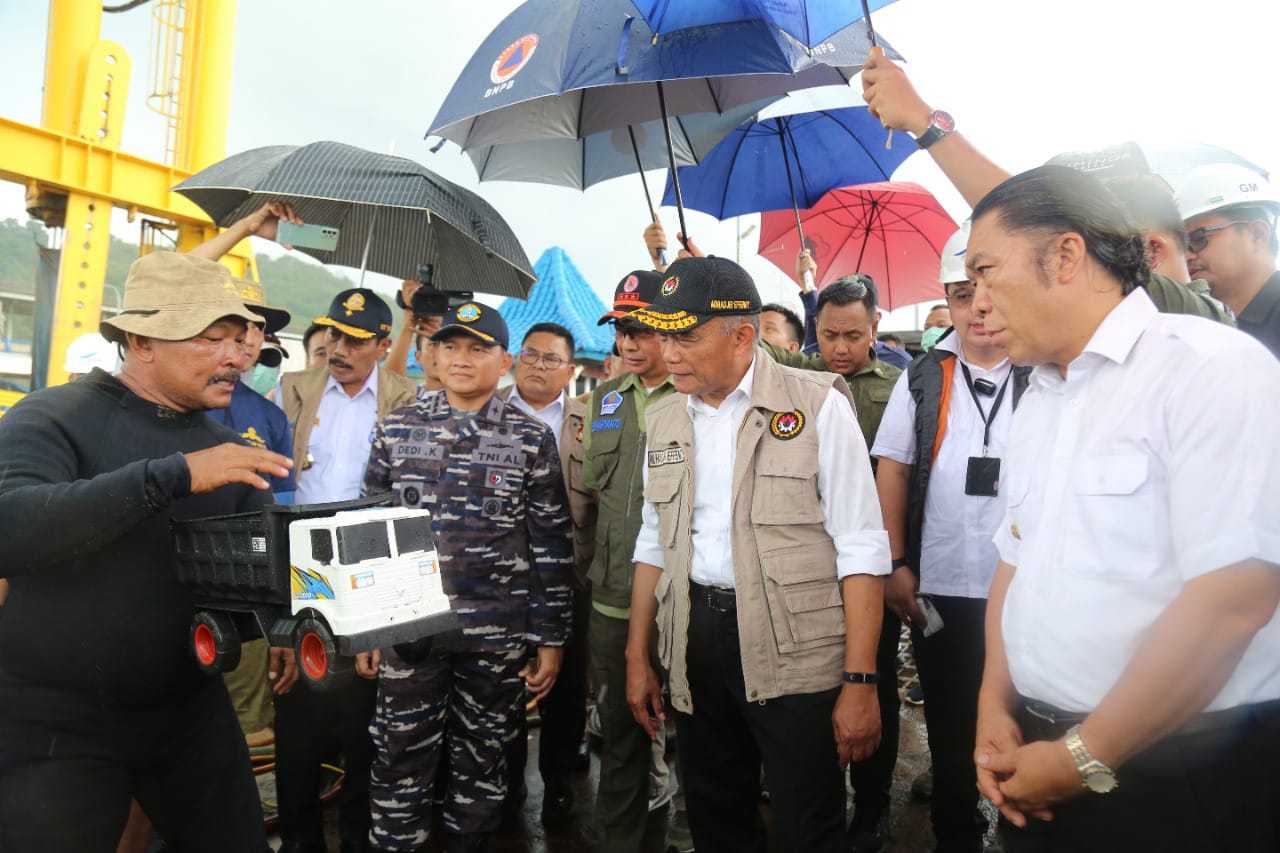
[959,362,1011,456]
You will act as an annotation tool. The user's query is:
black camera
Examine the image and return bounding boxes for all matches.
[395,264,474,318]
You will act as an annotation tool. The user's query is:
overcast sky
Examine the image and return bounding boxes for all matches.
[2,0,1278,330]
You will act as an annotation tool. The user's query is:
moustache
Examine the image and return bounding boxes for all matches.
[329,357,354,370]
[207,370,241,386]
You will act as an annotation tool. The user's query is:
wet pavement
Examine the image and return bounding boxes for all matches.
[288,698,1000,852]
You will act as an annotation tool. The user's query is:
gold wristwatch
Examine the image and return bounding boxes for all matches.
[1064,725,1118,794]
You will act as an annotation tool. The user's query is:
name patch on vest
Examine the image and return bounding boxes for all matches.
[599,390,624,415]
[592,418,622,433]
[647,447,686,467]
[769,410,806,440]
[394,441,445,460]
[472,446,527,468]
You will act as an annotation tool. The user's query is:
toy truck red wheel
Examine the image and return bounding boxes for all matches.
[294,617,338,686]
[190,611,241,674]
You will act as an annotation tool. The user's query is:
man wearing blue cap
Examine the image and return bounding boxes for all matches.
[358,302,574,853]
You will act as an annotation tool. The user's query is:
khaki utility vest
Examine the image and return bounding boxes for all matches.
[643,354,857,712]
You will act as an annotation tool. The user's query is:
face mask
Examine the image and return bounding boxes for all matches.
[920,326,948,351]
[245,362,280,396]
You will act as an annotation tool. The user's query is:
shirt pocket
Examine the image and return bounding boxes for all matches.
[1067,452,1163,578]
[760,542,845,653]
[750,450,824,527]
[645,468,685,549]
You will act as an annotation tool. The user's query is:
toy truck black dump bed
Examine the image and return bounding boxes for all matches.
[171,495,390,616]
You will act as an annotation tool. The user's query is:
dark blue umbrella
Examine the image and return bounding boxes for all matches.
[632,0,899,49]
[429,0,898,245]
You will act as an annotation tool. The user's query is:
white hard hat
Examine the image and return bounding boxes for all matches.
[1176,163,1280,223]
[938,221,971,284]
[63,332,121,376]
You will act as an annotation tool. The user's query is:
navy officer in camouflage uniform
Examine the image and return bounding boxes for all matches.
[356,302,574,853]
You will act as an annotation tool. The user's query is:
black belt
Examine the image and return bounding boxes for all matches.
[689,580,736,613]
[1018,696,1277,741]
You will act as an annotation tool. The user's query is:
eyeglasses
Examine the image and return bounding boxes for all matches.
[1186,221,1248,253]
[519,349,568,369]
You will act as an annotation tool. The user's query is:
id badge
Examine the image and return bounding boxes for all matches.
[965,456,1001,497]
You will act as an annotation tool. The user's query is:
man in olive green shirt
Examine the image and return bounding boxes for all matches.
[583,271,683,853]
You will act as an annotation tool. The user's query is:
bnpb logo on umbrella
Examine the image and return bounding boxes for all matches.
[486,33,539,98]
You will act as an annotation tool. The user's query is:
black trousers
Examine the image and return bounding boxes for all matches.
[1000,700,1280,853]
[274,671,377,852]
[847,607,901,826]
[676,592,845,853]
[0,679,266,853]
[913,594,987,851]
[507,587,590,794]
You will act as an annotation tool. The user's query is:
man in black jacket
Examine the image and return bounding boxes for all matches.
[0,252,295,853]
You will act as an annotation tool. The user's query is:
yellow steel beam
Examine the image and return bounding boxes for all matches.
[42,0,101,135]
[1,116,210,225]
[45,193,114,387]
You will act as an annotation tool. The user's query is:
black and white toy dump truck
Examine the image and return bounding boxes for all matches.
[171,496,457,687]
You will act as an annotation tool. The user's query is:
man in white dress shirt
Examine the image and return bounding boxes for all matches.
[622,257,891,853]
[872,221,1028,853]
[969,165,1280,852]
[501,321,596,825]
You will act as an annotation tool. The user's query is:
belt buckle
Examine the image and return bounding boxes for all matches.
[1025,702,1058,726]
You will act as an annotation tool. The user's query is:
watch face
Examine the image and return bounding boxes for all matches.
[1084,770,1118,794]
[931,110,956,133]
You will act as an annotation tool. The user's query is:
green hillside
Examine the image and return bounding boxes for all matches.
[0,217,390,335]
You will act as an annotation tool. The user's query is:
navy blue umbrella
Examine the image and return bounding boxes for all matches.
[632,0,899,49]
[429,0,898,245]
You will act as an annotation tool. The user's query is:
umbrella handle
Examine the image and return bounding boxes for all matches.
[803,269,816,291]
[866,43,895,150]
[656,82,691,250]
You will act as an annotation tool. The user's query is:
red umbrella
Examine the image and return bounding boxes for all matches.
[758,182,958,311]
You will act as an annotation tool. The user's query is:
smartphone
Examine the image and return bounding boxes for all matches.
[916,596,945,637]
[277,221,340,252]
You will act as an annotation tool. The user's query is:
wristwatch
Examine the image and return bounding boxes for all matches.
[915,110,955,150]
[841,671,879,684]
[1064,725,1118,794]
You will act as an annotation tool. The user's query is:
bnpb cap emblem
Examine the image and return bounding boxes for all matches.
[769,410,806,440]
[623,274,639,293]
[457,303,482,323]
[490,34,539,85]
[661,276,679,297]
[342,292,366,316]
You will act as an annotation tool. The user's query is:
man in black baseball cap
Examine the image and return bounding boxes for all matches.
[430,301,510,351]
[597,270,664,325]
[630,256,762,335]
[625,255,889,853]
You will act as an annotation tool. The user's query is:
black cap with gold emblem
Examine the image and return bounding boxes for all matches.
[629,257,761,333]
[314,287,394,339]
[430,301,510,350]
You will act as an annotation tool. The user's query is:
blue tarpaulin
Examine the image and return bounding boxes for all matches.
[499,247,615,363]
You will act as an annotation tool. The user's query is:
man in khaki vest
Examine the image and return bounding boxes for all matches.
[623,257,891,853]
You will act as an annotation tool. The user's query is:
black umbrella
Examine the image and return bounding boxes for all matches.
[174,142,536,298]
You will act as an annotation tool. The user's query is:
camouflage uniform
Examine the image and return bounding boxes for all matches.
[362,389,574,848]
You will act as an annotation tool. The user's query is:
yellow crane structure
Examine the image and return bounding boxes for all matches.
[0,0,252,403]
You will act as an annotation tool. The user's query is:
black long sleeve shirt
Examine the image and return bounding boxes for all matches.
[0,370,269,723]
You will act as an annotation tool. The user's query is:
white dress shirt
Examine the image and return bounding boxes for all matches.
[295,368,380,504]
[993,289,1280,712]
[634,353,891,587]
[872,333,1013,598]
[508,386,567,443]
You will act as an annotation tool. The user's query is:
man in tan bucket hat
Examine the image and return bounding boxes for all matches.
[0,250,297,851]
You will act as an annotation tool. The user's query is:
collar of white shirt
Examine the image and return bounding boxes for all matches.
[1031,288,1157,390]
[934,329,1011,374]
[687,355,757,418]
[323,365,380,400]
[509,385,566,420]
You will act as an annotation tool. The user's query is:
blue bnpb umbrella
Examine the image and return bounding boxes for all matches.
[662,104,916,281]
[632,0,900,49]
[429,0,898,248]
